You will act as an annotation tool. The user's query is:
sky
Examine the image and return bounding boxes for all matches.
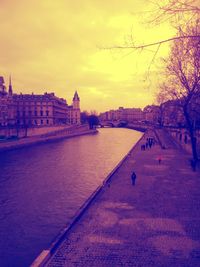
[0,0,175,113]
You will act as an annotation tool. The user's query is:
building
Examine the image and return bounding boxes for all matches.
[160,95,200,128]
[0,77,13,126]
[0,76,80,127]
[143,105,160,125]
[161,100,185,127]
[119,107,143,122]
[68,91,81,124]
[99,107,143,123]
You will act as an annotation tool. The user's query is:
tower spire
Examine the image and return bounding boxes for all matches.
[73,90,80,101]
[72,90,80,109]
[8,75,13,96]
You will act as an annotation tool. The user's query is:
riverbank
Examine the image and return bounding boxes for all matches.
[126,123,147,132]
[32,128,200,267]
[0,126,97,152]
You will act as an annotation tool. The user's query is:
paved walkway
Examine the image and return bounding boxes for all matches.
[46,130,200,267]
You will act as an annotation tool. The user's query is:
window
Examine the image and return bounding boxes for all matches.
[34,120,37,125]
[34,110,37,116]
[40,111,43,116]
[46,119,49,124]
[41,120,43,124]
[46,110,49,116]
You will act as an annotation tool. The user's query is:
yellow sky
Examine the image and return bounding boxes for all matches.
[0,0,175,112]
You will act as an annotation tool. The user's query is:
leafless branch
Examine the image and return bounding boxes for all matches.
[102,35,200,50]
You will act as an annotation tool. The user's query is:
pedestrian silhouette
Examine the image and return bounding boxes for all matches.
[158,156,162,164]
[131,171,137,185]
[190,159,196,172]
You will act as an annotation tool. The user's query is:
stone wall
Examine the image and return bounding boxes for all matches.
[0,125,81,139]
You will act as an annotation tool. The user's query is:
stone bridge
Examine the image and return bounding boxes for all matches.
[99,120,127,128]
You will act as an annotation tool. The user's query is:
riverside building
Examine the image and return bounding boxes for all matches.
[99,107,144,123]
[0,76,80,127]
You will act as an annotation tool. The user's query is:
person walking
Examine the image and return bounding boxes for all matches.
[158,156,162,164]
[131,171,137,185]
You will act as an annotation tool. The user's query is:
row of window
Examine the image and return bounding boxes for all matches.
[15,102,67,108]
[70,119,78,123]
[35,119,50,125]
[16,101,52,106]
[17,119,50,125]
[17,110,50,116]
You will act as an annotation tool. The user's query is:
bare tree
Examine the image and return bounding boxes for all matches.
[105,0,200,53]
[81,111,89,124]
[157,19,200,162]
[150,0,200,25]
[88,114,99,129]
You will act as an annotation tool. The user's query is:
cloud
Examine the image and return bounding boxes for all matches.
[0,0,173,112]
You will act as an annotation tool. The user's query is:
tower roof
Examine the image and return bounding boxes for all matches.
[73,91,80,101]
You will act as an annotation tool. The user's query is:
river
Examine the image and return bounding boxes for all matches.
[0,128,142,267]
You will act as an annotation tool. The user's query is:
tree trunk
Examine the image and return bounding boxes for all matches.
[183,106,198,162]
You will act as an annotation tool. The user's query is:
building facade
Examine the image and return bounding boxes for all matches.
[68,91,81,124]
[0,76,80,127]
[119,107,143,122]
[161,100,185,127]
[99,107,143,123]
[143,105,160,125]
[0,77,13,126]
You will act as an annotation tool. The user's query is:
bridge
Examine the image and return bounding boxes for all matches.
[99,120,147,132]
[99,120,127,128]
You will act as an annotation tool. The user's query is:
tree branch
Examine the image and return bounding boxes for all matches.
[103,35,200,50]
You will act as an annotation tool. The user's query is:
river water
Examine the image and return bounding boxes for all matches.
[0,128,142,267]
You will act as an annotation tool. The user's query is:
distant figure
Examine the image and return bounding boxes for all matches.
[158,156,162,164]
[184,135,188,144]
[149,139,153,148]
[141,144,145,150]
[190,159,196,172]
[131,171,137,185]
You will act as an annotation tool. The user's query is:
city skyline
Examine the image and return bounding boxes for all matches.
[0,76,159,115]
[0,0,175,112]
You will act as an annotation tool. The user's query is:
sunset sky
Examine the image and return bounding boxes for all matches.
[0,0,175,112]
